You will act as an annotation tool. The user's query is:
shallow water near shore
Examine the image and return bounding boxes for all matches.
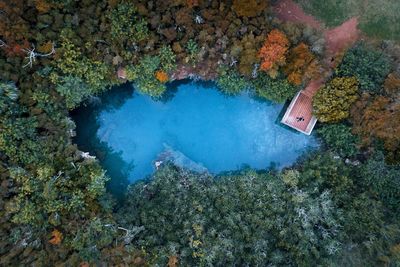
[73,80,318,191]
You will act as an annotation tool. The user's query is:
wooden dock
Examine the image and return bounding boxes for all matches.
[281,80,323,135]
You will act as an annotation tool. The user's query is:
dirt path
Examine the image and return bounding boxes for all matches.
[324,17,360,60]
[274,0,361,63]
[274,0,322,30]
[273,0,361,91]
[274,0,362,133]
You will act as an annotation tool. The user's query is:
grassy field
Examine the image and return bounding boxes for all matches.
[294,0,400,40]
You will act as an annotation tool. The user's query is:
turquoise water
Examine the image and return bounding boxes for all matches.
[73,81,318,186]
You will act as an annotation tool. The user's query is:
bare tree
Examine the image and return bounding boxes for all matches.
[22,43,56,68]
[0,39,7,48]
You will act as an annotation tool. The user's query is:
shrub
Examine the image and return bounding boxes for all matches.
[155,70,169,83]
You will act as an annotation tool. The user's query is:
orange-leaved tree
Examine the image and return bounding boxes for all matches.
[49,229,63,245]
[258,29,289,78]
[384,72,400,97]
[155,70,169,83]
[351,93,400,163]
[283,42,321,86]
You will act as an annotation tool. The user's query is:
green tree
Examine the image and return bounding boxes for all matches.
[118,165,344,266]
[185,39,199,64]
[159,45,177,73]
[107,2,148,43]
[313,77,359,122]
[0,81,18,113]
[360,152,400,213]
[252,72,297,103]
[125,55,167,97]
[216,67,251,95]
[55,75,91,109]
[317,123,360,157]
[336,43,392,93]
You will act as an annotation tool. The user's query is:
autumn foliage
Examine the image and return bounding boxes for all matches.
[35,0,52,13]
[0,0,30,46]
[283,43,321,86]
[2,40,30,57]
[168,255,179,267]
[155,70,169,83]
[186,0,199,8]
[49,229,63,245]
[232,0,268,17]
[383,72,400,96]
[258,30,289,78]
[351,94,400,160]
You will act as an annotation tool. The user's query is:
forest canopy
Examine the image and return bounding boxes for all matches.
[0,0,399,266]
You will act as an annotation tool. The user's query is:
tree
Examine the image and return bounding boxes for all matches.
[350,93,400,163]
[317,123,360,157]
[0,81,19,113]
[125,56,167,97]
[216,66,251,95]
[360,152,400,213]
[313,77,359,123]
[230,33,263,77]
[55,76,91,109]
[118,165,344,266]
[159,45,177,73]
[252,72,297,103]
[383,72,400,97]
[232,0,268,17]
[107,2,149,43]
[336,43,392,93]
[51,30,112,101]
[283,42,321,86]
[258,30,290,78]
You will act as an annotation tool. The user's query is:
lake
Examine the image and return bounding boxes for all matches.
[73,80,318,192]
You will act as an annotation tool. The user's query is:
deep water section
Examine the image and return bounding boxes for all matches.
[73,81,318,188]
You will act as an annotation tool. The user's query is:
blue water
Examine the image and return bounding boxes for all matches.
[74,81,318,183]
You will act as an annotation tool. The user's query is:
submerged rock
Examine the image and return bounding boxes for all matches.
[155,144,208,174]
